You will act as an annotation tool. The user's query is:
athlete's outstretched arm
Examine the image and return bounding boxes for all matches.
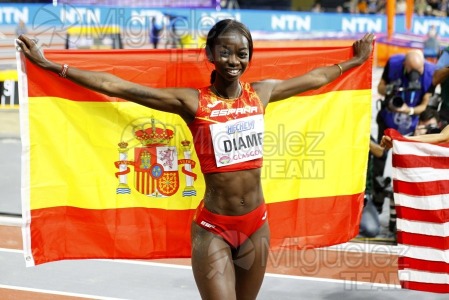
[16,35,198,120]
[253,33,374,105]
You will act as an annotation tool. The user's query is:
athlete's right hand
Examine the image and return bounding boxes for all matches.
[16,35,50,69]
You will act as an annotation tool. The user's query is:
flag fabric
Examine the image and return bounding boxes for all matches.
[18,45,372,267]
[386,129,449,293]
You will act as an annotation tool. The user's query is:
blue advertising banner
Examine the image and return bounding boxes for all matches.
[1,4,449,37]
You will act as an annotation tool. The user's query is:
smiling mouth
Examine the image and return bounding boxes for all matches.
[227,69,240,76]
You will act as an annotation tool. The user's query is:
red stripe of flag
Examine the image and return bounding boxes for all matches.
[30,206,195,265]
[393,154,449,169]
[399,257,449,273]
[394,180,449,196]
[400,281,449,294]
[135,172,140,191]
[29,193,363,265]
[268,193,363,248]
[396,206,449,224]
[397,231,449,250]
[27,47,372,100]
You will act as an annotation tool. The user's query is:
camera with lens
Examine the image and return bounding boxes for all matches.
[384,70,422,110]
[424,124,442,134]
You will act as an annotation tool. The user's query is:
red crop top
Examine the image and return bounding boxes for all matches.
[188,82,265,174]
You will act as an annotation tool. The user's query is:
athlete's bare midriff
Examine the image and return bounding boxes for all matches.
[202,168,264,216]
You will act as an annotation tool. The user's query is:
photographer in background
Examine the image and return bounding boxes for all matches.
[373,50,436,214]
[377,51,436,140]
[414,107,442,136]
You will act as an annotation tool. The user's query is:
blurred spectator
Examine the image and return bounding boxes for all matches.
[423,25,441,62]
[311,1,322,12]
[367,0,378,14]
[441,0,449,16]
[396,0,406,14]
[348,0,357,13]
[415,0,428,15]
[149,17,162,49]
[375,0,386,13]
[319,0,351,12]
[348,0,384,14]
[15,19,27,36]
[425,0,447,16]
[357,0,368,13]
[427,0,440,11]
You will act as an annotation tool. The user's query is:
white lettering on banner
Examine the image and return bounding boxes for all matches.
[413,20,449,36]
[1,80,16,107]
[0,7,28,24]
[61,7,101,24]
[130,9,189,36]
[131,9,163,19]
[210,115,264,167]
[272,15,311,31]
[210,106,258,117]
[342,17,382,33]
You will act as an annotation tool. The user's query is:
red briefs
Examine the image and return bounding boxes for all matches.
[193,201,268,248]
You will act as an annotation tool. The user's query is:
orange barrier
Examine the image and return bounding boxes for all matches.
[376,43,416,67]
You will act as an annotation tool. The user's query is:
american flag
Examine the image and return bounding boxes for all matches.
[387,129,449,293]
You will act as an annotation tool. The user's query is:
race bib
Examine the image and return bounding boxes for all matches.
[209,115,264,167]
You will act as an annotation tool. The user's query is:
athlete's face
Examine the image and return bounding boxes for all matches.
[211,29,250,82]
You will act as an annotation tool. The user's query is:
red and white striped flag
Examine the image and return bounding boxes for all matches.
[386,129,449,293]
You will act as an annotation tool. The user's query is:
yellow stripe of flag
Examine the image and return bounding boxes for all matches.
[29,88,369,210]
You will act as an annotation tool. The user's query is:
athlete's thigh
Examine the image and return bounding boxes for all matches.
[191,222,237,300]
[234,222,270,300]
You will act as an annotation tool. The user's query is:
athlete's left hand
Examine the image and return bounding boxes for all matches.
[353,33,375,64]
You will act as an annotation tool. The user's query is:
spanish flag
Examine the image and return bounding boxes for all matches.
[18,45,372,266]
